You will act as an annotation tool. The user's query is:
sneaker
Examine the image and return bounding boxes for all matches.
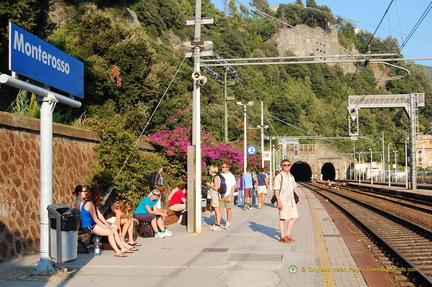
[224,223,231,230]
[212,225,221,231]
[163,230,173,237]
[209,224,216,230]
[155,232,165,239]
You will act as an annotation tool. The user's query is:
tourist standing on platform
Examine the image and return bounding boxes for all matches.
[151,167,164,190]
[243,167,254,210]
[236,172,245,207]
[206,165,222,231]
[220,163,236,229]
[273,159,302,243]
[256,168,269,209]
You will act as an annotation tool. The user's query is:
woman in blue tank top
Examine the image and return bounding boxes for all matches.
[81,188,137,257]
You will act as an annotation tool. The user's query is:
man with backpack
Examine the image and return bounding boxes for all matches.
[150,167,164,190]
[219,162,236,230]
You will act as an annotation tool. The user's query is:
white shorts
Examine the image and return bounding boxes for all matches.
[279,205,298,220]
[257,186,268,194]
[106,217,116,224]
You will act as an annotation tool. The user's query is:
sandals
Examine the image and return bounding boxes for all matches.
[124,249,134,253]
[128,247,139,252]
[114,253,127,257]
[128,242,141,246]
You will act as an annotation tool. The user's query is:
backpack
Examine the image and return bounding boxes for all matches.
[217,174,227,195]
[149,172,156,184]
[138,221,155,238]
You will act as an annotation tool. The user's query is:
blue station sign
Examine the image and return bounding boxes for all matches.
[9,22,84,98]
[247,145,257,155]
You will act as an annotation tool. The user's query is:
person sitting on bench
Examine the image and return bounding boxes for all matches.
[104,199,141,247]
[81,187,138,257]
[72,185,87,212]
[134,189,173,239]
[168,183,187,212]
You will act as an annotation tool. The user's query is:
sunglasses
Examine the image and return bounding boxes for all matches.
[152,193,160,197]
[282,164,291,167]
[220,166,227,168]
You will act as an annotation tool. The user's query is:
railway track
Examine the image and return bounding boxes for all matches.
[302,182,432,286]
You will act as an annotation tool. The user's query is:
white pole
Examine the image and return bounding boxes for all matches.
[261,101,264,168]
[191,0,202,234]
[243,104,247,173]
[35,93,57,273]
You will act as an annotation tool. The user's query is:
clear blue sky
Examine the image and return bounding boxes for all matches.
[210,0,432,66]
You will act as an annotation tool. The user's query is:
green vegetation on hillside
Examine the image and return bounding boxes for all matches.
[1,0,431,199]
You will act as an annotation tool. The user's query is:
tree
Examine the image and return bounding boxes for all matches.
[250,0,271,14]
[306,0,318,8]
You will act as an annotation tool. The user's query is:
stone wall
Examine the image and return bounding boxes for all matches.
[0,111,99,263]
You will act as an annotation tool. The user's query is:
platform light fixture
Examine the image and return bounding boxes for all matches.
[237,101,254,173]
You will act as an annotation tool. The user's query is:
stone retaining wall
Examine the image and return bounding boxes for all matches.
[0,111,99,263]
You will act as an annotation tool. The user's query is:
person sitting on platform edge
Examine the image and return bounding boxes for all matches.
[81,187,138,257]
[168,183,187,212]
[168,183,187,224]
[273,159,302,243]
[134,189,173,239]
[104,199,141,247]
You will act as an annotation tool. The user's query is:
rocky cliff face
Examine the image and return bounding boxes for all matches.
[270,23,359,74]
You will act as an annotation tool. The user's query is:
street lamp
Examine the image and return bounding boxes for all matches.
[388,143,392,186]
[379,152,383,182]
[394,150,398,182]
[369,148,373,185]
[405,138,408,188]
[224,72,235,142]
[237,101,254,173]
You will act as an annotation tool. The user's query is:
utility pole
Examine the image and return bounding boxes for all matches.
[237,101,254,173]
[224,72,228,142]
[256,101,268,167]
[184,0,213,234]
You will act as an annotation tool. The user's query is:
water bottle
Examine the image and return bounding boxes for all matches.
[94,236,101,256]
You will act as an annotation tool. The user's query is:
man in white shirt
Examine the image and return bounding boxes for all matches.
[273,159,302,243]
[220,162,236,229]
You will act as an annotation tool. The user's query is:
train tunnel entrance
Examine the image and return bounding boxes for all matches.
[321,163,336,181]
[291,161,312,182]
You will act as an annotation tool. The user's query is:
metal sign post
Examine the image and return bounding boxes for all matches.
[3,22,83,273]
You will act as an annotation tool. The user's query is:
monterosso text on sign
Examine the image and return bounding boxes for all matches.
[9,22,84,98]
[13,31,71,75]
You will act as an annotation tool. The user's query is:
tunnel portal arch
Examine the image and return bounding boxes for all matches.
[321,163,336,181]
[291,161,312,182]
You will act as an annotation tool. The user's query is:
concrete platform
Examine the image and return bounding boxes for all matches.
[0,187,389,286]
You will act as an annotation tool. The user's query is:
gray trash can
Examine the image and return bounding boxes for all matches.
[48,203,80,263]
